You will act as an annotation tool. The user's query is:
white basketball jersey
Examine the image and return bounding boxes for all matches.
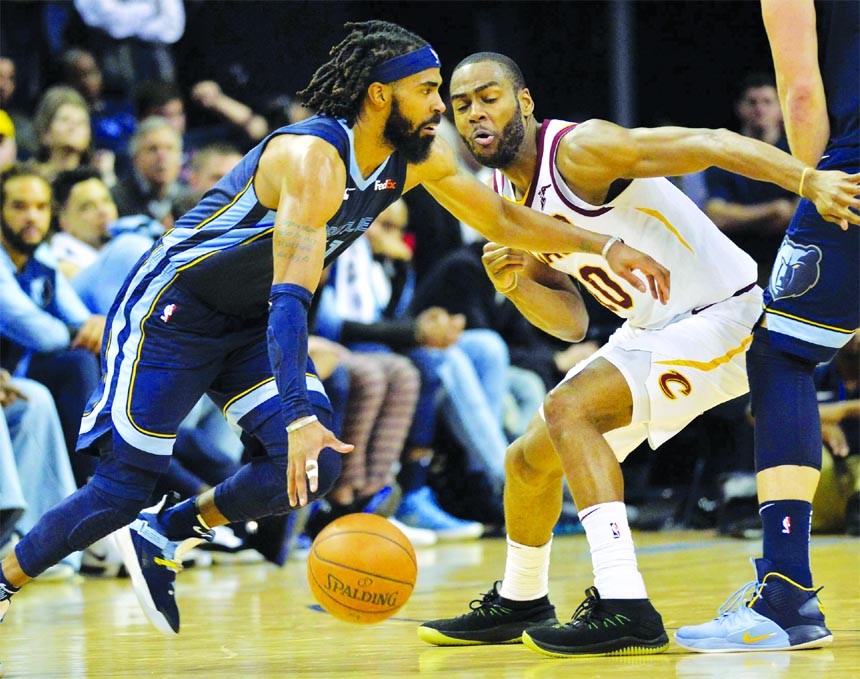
[493,119,758,329]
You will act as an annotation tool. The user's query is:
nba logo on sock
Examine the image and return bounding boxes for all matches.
[610,522,621,539]
[782,516,791,534]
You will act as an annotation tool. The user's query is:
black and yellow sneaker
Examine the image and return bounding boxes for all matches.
[522,586,669,658]
[418,581,557,646]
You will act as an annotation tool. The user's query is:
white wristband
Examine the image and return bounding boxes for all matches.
[601,236,624,259]
[286,415,318,433]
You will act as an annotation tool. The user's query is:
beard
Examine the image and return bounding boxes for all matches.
[383,97,439,164]
[464,101,526,169]
[0,217,42,257]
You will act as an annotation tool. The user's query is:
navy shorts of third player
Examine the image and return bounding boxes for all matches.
[78,282,331,472]
[763,145,859,363]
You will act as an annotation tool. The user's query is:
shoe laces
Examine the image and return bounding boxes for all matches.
[567,586,601,627]
[565,587,633,630]
[715,581,761,618]
[465,581,511,617]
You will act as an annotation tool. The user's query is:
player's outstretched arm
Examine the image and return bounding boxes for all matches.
[257,136,354,507]
[562,120,860,230]
[410,139,670,302]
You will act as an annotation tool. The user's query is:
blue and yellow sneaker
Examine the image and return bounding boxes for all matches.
[116,499,212,634]
[675,558,833,652]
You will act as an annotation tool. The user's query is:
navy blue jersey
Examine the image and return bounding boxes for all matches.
[822,1,859,153]
[158,116,408,317]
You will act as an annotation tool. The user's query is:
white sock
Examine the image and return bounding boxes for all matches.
[499,536,552,601]
[579,501,647,599]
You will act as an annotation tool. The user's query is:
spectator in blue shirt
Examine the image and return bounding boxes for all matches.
[0,163,104,484]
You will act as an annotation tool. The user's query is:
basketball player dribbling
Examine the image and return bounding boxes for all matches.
[0,21,670,636]
[418,51,860,657]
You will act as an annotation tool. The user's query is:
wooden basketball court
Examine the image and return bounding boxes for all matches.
[2,530,857,678]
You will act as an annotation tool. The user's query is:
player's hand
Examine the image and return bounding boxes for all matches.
[287,420,353,507]
[482,241,526,294]
[605,241,670,304]
[807,170,860,230]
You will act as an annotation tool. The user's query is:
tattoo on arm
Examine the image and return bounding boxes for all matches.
[274,219,317,263]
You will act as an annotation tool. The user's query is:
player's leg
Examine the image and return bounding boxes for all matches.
[522,357,668,658]
[157,330,342,531]
[1,282,217,631]
[418,413,563,645]
[677,161,857,652]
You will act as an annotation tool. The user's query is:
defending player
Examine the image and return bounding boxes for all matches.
[0,22,671,635]
[417,52,860,657]
[677,0,859,652]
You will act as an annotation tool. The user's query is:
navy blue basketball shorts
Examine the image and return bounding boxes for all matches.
[762,145,859,363]
[78,281,330,472]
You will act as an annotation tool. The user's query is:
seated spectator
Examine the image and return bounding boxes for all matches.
[171,142,243,218]
[50,166,117,278]
[50,167,161,313]
[134,81,186,137]
[0,57,37,159]
[0,371,79,580]
[32,86,92,182]
[57,47,136,179]
[704,72,796,287]
[0,163,103,484]
[111,116,183,226]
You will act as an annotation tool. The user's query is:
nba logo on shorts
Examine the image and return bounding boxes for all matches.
[160,303,177,323]
[782,516,791,534]
[610,522,621,539]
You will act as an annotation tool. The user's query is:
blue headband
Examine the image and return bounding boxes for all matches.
[367,45,441,85]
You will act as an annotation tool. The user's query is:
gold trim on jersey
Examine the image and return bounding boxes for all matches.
[174,227,275,272]
[655,335,752,371]
[764,306,858,334]
[193,175,255,230]
[222,377,276,417]
[127,275,181,438]
[635,207,694,254]
[241,227,275,246]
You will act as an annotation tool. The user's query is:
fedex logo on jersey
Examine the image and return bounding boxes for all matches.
[374,178,397,191]
[610,522,621,539]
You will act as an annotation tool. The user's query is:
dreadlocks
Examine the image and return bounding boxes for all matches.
[297,21,429,126]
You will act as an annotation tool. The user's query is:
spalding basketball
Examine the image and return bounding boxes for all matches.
[307,513,417,624]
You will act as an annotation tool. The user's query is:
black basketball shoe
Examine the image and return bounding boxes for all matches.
[522,586,669,657]
[418,581,558,645]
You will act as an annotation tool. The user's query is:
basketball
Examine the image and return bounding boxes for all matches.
[307,513,417,624]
